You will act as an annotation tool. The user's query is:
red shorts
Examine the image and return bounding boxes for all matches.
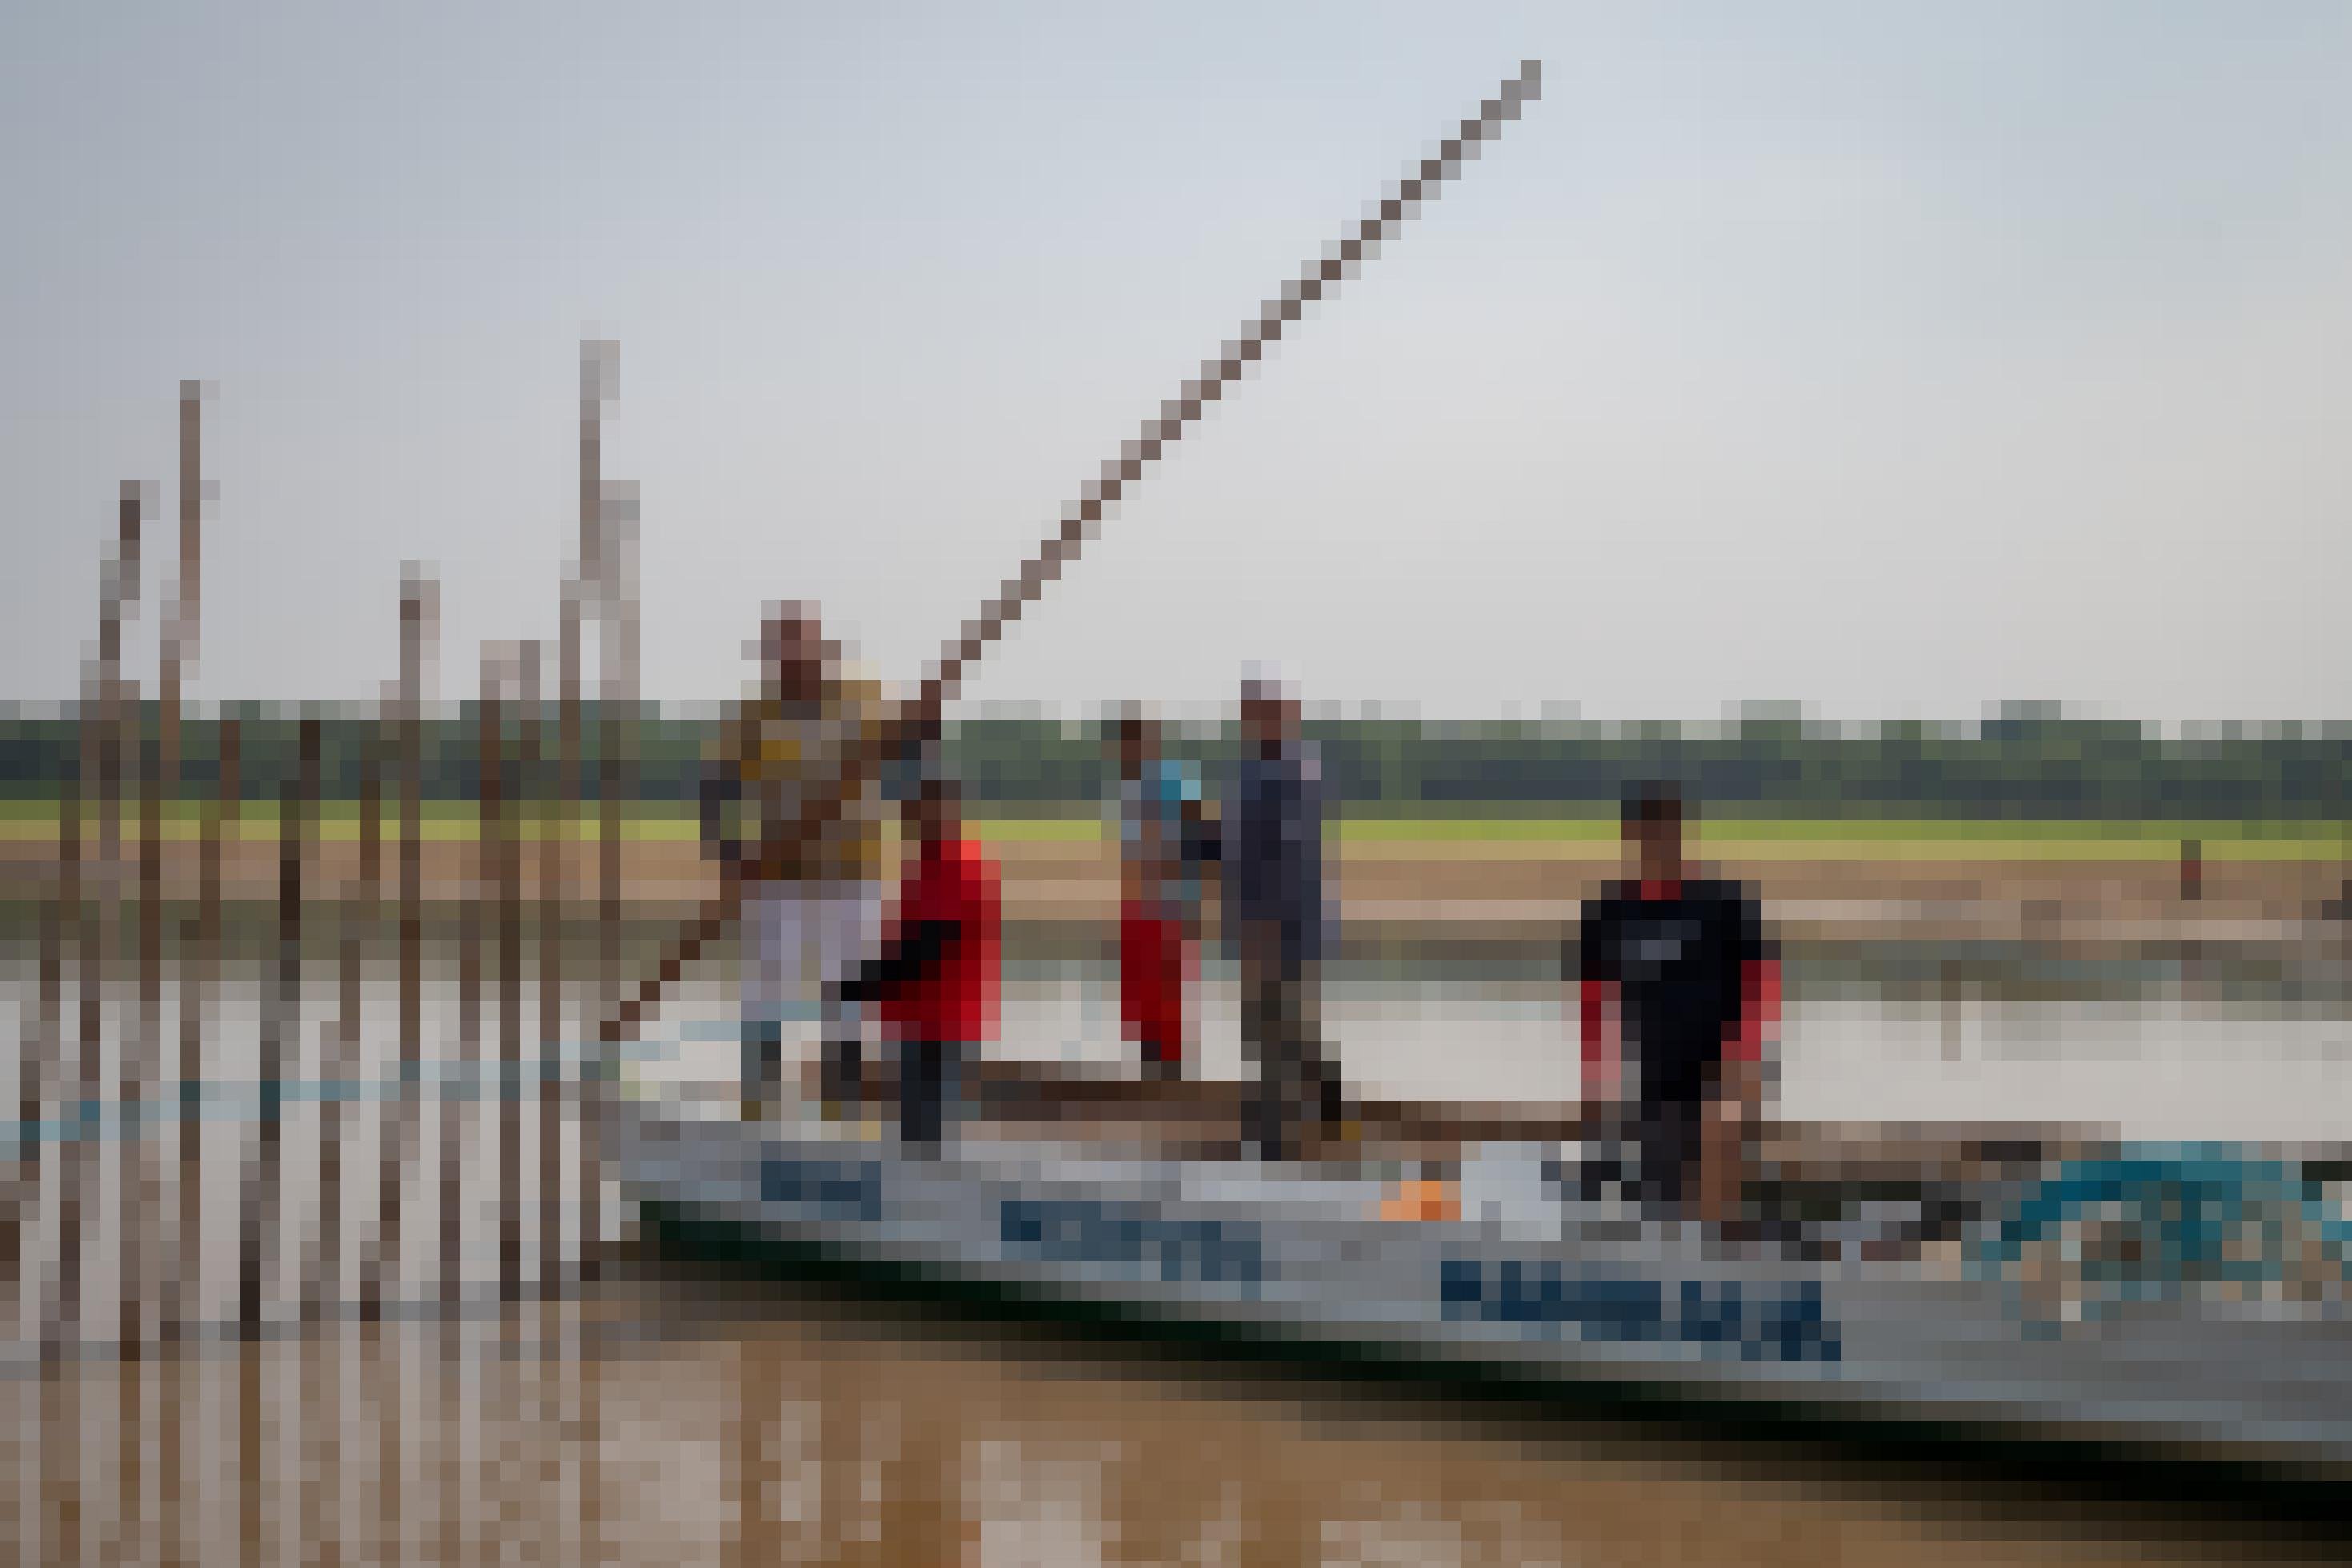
[1118,906,1193,1063]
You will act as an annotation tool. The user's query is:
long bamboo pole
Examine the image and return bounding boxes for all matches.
[57,483,144,1348]
[16,694,66,1301]
[245,714,316,1333]
[445,661,493,1307]
[169,388,211,1345]
[498,648,526,1301]
[313,709,379,1320]
[363,568,433,1319]
[556,583,584,1286]
[188,711,237,1315]
[588,496,637,1273]
[577,339,616,1277]
[535,642,564,1293]
[130,563,164,1350]
[142,383,203,1346]
[593,62,1543,1052]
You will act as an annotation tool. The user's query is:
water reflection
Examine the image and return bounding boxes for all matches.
[7,1273,2342,1566]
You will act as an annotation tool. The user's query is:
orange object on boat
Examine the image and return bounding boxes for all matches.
[1379,1178,1460,1223]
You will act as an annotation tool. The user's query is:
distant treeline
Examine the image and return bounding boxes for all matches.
[2,708,2346,819]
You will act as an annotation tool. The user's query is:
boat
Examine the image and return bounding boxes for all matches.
[617,1080,2352,1484]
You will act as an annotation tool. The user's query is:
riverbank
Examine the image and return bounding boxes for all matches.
[5,829,2343,955]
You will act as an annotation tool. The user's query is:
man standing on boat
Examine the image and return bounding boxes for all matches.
[1112,706,1217,1081]
[1574,784,1780,1221]
[841,764,1003,1150]
[1226,667,1343,1159]
[700,604,894,1122]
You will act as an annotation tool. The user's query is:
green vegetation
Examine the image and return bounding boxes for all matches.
[1331,815,2350,860]
[3,799,2341,861]
[5,707,2346,825]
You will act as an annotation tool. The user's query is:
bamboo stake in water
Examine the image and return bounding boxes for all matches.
[593,648,626,1273]
[556,579,584,1288]
[129,483,174,1349]
[170,403,212,1344]
[577,338,617,1278]
[119,498,167,1538]
[314,707,382,1320]
[535,642,564,1293]
[15,703,66,1300]
[56,484,144,1348]
[444,662,496,1307]
[365,569,434,1319]
[130,680,161,1348]
[552,583,580,1278]
[184,712,237,1325]
[141,382,203,1349]
[246,715,316,1333]
[498,647,527,1301]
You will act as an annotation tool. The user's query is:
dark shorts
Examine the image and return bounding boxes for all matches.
[1579,1090,1709,1209]
[1632,1093,1706,1206]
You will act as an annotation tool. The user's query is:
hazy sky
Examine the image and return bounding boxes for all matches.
[3,2,2346,721]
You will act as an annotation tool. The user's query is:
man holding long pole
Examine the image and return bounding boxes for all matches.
[600,61,1543,1061]
[702,603,893,1122]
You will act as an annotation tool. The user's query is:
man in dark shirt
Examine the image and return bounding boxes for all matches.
[1573,784,1779,1219]
[1224,669,1342,1159]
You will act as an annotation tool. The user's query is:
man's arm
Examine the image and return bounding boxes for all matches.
[839,919,959,1005]
[699,755,743,871]
[1578,976,1622,1107]
[1714,897,1781,1128]
[1180,796,1221,866]
[1724,956,1780,1070]
[1571,905,1622,1109]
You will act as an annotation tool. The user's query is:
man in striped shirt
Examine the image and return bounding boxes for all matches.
[702,603,895,1121]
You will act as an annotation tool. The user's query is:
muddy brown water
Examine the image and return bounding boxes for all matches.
[6,936,2350,1562]
[9,1273,2351,1566]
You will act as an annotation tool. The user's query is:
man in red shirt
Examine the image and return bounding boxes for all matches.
[841,770,1002,1151]
[1574,784,1780,1222]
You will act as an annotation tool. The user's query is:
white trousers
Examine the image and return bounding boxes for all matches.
[743,881,885,1037]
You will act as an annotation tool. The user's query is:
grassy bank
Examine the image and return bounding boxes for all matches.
[2,800,2346,860]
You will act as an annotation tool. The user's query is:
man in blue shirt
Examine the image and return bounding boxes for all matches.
[1112,708,1215,1081]
[1224,669,1341,1159]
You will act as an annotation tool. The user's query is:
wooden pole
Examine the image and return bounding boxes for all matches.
[444,662,493,1308]
[498,648,526,1301]
[130,689,160,1346]
[170,403,213,1345]
[15,696,67,1303]
[245,714,315,1334]
[591,62,1546,1050]
[590,532,632,1276]
[364,568,432,1320]
[556,583,584,1288]
[167,380,206,1335]
[128,487,172,1349]
[178,712,236,1333]
[138,383,201,1347]
[577,339,615,1277]
[536,643,564,1294]
[313,709,381,1320]
[58,484,143,1347]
